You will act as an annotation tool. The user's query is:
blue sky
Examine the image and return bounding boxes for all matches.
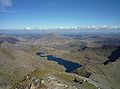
[0,0,120,29]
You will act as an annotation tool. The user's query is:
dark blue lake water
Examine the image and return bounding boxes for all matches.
[47,55,82,72]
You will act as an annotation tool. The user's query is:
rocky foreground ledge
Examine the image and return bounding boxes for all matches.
[10,69,104,89]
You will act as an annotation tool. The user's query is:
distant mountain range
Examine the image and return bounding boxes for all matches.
[0,26,120,35]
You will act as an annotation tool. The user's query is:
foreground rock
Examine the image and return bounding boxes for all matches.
[10,76,47,89]
[11,74,78,89]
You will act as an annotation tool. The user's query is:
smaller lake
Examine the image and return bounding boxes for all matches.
[47,55,82,72]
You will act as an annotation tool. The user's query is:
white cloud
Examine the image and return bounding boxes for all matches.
[0,0,12,7]
[25,27,33,30]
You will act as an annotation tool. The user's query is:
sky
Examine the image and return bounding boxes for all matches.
[0,0,120,29]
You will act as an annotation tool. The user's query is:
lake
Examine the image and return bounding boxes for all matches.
[47,55,82,72]
[36,52,82,72]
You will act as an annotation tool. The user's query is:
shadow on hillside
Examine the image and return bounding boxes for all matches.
[0,37,19,44]
[103,47,120,65]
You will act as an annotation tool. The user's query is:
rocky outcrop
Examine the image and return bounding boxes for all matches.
[36,52,48,57]
[11,76,47,89]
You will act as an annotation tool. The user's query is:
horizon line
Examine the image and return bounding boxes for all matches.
[0,25,120,30]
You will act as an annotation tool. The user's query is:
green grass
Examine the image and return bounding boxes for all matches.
[83,82,98,89]
[55,72,98,89]
[0,70,14,86]
[30,69,50,78]
[56,72,75,81]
